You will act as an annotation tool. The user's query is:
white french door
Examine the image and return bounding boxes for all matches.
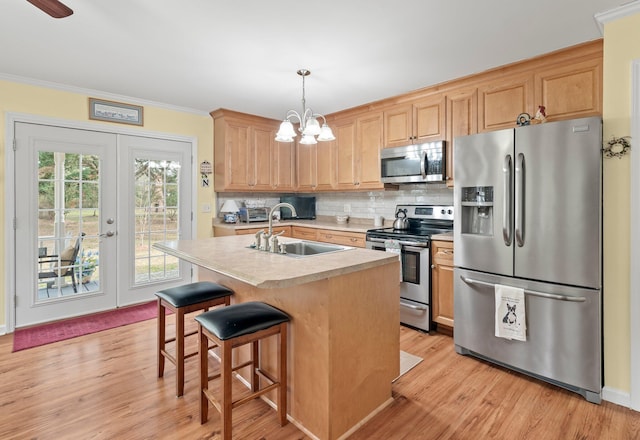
[13,123,193,327]
[116,135,192,306]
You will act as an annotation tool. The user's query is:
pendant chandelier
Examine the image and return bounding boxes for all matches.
[275,69,335,145]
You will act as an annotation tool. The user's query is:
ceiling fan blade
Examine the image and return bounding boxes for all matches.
[26,0,73,18]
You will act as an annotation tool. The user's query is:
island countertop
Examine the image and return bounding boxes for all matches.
[154,234,400,440]
[154,234,399,289]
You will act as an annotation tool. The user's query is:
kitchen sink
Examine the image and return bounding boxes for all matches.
[282,241,352,257]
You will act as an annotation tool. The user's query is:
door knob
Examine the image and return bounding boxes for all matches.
[100,231,115,237]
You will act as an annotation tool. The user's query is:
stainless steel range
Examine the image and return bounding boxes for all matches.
[366,205,453,332]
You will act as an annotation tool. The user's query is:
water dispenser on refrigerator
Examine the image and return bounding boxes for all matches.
[460,186,493,236]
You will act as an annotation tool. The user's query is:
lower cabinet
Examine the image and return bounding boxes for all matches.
[235,226,291,237]
[290,226,318,240]
[213,225,292,237]
[291,226,366,248]
[431,240,454,329]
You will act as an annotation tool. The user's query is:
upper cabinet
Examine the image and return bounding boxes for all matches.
[478,74,533,132]
[534,58,602,121]
[445,88,478,187]
[383,95,445,148]
[212,109,294,192]
[334,112,384,190]
[213,41,602,193]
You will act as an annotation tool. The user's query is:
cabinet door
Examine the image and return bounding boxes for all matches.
[251,124,274,190]
[296,141,317,191]
[315,141,335,190]
[273,140,295,191]
[431,241,454,328]
[291,226,318,240]
[223,120,252,190]
[446,88,478,187]
[414,95,445,142]
[478,74,533,132]
[316,229,366,248]
[534,58,602,120]
[383,104,413,148]
[334,119,357,189]
[235,226,291,237]
[355,112,383,189]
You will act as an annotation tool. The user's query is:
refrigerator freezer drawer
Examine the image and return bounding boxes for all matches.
[453,268,602,403]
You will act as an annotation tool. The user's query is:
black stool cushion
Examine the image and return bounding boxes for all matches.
[155,281,233,308]
[195,302,290,341]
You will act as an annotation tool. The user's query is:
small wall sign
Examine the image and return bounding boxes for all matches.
[89,98,143,126]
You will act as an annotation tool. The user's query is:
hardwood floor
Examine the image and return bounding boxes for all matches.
[1,317,639,439]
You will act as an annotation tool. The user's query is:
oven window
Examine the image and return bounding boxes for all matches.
[402,249,420,284]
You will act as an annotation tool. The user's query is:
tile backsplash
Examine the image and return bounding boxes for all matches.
[216,184,453,222]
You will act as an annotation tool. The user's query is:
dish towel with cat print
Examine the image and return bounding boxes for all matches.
[495,284,527,341]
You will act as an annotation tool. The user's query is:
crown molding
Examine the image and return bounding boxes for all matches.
[0,72,210,117]
[595,0,640,35]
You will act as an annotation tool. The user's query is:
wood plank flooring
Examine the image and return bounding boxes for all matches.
[1,316,639,439]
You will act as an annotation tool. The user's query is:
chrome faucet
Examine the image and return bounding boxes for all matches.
[268,202,297,239]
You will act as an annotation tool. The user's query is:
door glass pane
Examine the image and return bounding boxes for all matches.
[37,151,101,300]
[134,158,181,284]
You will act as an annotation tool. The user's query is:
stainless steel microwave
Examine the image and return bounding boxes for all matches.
[380,141,445,184]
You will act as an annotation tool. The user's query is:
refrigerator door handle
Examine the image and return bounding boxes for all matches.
[515,152,525,247]
[460,276,586,302]
[503,155,513,246]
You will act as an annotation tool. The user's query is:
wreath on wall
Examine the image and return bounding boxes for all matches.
[603,136,631,159]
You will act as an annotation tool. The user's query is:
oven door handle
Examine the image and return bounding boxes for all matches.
[400,300,428,311]
[366,237,428,248]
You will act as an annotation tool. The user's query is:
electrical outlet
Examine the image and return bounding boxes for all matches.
[343,204,351,213]
[201,203,211,213]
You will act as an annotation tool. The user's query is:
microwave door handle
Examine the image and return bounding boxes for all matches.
[503,155,513,246]
[515,152,525,247]
[420,150,427,180]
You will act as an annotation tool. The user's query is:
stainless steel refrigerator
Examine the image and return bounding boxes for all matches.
[453,116,602,403]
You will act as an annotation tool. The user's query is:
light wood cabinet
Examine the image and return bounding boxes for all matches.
[316,229,366,248]
[291,226,318,240]
[295,140,335,191]
[534,58,602,121]
[478,74,533,132]
[211,109,294,192]
[445,88,478,187]
[234,226,291,237]
[383,95,445,148]
[272,140,295,191]
[334,112,384,190]
[431,240,454,329]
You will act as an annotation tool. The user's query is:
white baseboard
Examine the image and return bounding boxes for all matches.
[602,386,631,409]
[0,325,6,336]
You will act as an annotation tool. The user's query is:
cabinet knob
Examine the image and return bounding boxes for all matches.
[431,264,436,269]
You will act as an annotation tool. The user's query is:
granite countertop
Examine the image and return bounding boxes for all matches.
[154,235,399,289]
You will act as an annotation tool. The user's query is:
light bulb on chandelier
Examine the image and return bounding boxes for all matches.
[275,69,335,145]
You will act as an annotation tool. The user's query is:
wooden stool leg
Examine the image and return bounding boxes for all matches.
[251,340,259,392]
[278,323,288,426]
[199,326,209,424]
[157,300,166,378]
[221,340,233,440]
[176,308,186,397]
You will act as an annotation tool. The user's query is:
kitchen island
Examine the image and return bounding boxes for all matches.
[154,235,400,440]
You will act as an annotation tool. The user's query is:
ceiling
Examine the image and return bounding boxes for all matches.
[0,0,624,120]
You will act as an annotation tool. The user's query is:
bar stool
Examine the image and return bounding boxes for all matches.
[195,301,290,440]
[156,281,233,397]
